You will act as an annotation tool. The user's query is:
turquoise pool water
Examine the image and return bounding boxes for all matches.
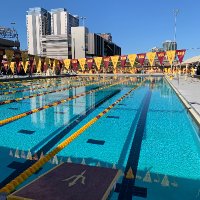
[0,76,200,200]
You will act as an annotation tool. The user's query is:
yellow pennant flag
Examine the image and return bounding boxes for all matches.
[24,61,29,73]
[111,56,119,69]
[128,54,137,67]
[94,57,102,70]
[146,52,156,67]
[63,59,71,69]
[37,59,41,73]
[10,62,15,74]
[166,50,176,65]
[78,58,86,71]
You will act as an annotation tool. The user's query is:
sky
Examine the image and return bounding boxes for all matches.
[0,0,200,59]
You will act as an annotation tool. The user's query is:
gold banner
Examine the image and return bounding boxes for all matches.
[146,52,156,67]
[128,54,137,67]
[63,59,71,69]
[94,57,102,70]
[36,59,41,73]
[166,50,176,65]
[10,62,15,74]
[78,58,86,71]
[24,61,29,73]
[111,56,119,69]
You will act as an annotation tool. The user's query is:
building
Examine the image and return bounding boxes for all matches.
[41,35,70,59]
[26,7,51,55]
[87,33,121,57]
[71,26,89,59]
[51,8,79,35]
[151,47,164,52]
[163,40,177,51]
[40,8,79,58]
[87,33,104,57]
[98,33,112,42]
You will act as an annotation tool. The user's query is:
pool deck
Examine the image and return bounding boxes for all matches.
[166,75,200,125]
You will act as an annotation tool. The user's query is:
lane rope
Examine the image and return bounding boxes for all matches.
[0,79,113,106]
[0,79,145,194]
[0,79,127,126]
[0,76,100,95]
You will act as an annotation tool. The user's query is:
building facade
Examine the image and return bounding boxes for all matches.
[163,40,177,51]
[87,33,121,57]
[26,7,51,55]
[41,35,70,59]
[51,8,79,35]
[71,26,89,59]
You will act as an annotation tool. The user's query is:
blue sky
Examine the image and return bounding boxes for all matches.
[0,0,200,59]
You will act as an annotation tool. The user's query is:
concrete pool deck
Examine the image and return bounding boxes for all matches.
[166,75,200,126]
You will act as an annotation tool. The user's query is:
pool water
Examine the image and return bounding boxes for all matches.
[0,76,200,200]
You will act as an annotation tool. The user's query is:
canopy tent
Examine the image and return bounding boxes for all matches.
[182,55,200,65]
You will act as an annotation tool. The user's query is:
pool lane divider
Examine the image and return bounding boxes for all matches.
[0,79,145,194]
[0,76,98,95]
[0,79,126,126]
[0,79,112,106]
[0,76,95,89]
[116,89,152,199]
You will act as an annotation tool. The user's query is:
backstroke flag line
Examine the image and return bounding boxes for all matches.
[176,49,186,63]
[78,58,86,71]
[128,54,137,67]
[156,52,166,65]
[137,53,146,66]
[146,52,156,67]
[87,58,94,70]
[103,57,110,69]
[120,56,127,68]
[166,50,176,65]
[64,59,71,70]
[94,57,102,70]
[111,56,119,69]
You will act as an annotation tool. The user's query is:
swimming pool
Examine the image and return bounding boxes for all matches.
[0,76,200,199]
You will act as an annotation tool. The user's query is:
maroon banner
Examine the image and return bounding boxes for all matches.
[156,52,166,65]
[16,61,21,74]
[103,57,110,69]
[137,53,146,66]
[86,58,93,70]
[71,59,78,71]
[120,56,127,68]
[176,49,186,63]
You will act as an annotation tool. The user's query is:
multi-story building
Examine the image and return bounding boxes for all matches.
[163,40,177,51]
[87,33,121,57]
[51,8,79,35]
[41,8,79,59]
[26,7,51,55]
[71,26,89,59]
[41,35,71,59]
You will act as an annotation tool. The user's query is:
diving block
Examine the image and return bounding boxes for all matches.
[7,162,122,200]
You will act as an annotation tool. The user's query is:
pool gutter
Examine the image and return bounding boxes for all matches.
[165,76,200,127]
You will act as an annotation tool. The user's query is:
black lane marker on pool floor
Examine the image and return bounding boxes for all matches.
[87,139,105,145]
[18,130,35,135]
[116,90,152,200]
[0,90,121,188]
[106,116,120,119]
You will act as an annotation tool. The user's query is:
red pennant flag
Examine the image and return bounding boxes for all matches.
[71,59,78,71]
[156,52,166,65]
[120,55,127,68]
[176,49,186,63]
[86,58,93,70]
[137,53,146,66]
[103,57,110,69]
